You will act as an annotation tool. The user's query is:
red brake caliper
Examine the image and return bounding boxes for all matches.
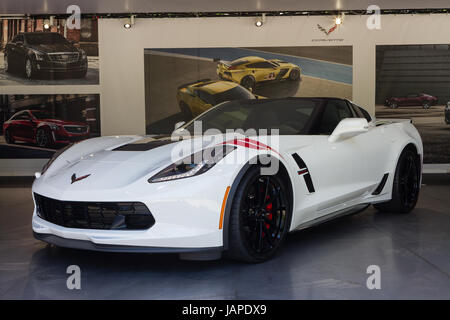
[265,199,272,230]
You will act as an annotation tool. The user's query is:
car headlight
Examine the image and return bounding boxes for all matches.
[29,49,45,61]
[41,143,74,175]
[148,145,236,183]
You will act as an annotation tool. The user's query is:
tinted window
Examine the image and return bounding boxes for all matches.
[248,62,275,69]
[15,112,31,120]
[31,111,53,119]
[182,99,319,135]
[210,86,254,104]
[315,100,353,135]
[25,33,68,45]
[231,60,248,67]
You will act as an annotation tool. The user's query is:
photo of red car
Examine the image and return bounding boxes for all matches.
[385,93,438,109]
[3,109,90,148]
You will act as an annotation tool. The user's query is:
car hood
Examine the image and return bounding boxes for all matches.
[28,43,78,54]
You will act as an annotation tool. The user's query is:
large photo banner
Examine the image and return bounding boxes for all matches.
[144,46,352,134]
[0,94,100,159]
[0,17,99,85]
[376,44,450,164]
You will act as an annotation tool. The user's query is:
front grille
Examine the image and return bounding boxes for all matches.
[64,125,88,134]
[34,193,155,230]
[48,53,79,63]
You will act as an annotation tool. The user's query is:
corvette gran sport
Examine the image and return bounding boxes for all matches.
[177,79,264,118]
[31,98,422,262]
[217,56,301,89]
[4,32,88,79]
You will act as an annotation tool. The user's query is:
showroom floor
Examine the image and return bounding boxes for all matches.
[0,175,449,300]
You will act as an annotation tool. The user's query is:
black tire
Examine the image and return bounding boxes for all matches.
[241,76,255,90]
[374,148,420,214]
[4,129,14,144]
[35,128,53,148]
[227,166,291,263]
[25,57,36,79]
[179,102,193,120]
[390,102,398,109]
[422,101,430,109]
[73,69,87,78]
[289,68,300,81]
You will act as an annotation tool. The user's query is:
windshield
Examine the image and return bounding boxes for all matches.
[31,111,53,119]
[209,86,255,105]
[25,33,68,45]
[182,99,319,135]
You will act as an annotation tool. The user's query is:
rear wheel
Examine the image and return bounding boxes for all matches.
[374,148,420,213]
[289,68,300,81]
[25,58,36,79]
[227,166,291,263]
[4,54,10,73]
[36,128,53,148]
[4,129,14,144]
[389,102,398,109]
[241,76,255,91]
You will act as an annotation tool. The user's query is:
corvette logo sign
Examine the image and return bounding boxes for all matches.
[71,173,91,184]
[317,23,338,36]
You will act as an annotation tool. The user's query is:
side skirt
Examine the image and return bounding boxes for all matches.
[292,203,370,232]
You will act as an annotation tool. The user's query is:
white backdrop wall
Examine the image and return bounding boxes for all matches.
[2,14,450,175]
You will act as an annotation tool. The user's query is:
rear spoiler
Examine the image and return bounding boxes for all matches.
[177,78,211,90]
[214,58,231,67]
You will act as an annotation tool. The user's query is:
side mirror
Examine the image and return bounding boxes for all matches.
[174,121,185,130]
[328,118,369,143]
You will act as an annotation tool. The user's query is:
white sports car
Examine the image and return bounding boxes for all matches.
[32,98,423,262]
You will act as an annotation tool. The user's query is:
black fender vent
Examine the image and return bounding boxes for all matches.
[292,153,315,193]
[372,173,389,195]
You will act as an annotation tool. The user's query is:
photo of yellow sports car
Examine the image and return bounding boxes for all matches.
[217,56,301,89]
[177,79,264,118]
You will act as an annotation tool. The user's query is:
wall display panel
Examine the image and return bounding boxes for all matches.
[144,46,352,134]
[375,44,450,164]
[0,17,99,86]
[0,94,100,159]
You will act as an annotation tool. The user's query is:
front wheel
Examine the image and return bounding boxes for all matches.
[227,166,291,263]
[4,129,14,144]
[25,58,36,79]
[241,76,255,91]
[390,102,398,109]
[422,102,430,109]
[374,148,420,213]
[36,128,53,148]
[4,54,10,73]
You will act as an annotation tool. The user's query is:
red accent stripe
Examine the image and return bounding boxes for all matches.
[297,169,308,175]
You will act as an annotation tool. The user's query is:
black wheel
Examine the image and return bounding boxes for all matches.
[390,102,398,109]
[241,76,255,90]
[25,57,36,79]
[179,102,193,120]
[422,102,430,109]
[36,128,53,148]
[374,148,420,213]
[4,129,14,144]
[289,68,300,81]
[227,166,291,263]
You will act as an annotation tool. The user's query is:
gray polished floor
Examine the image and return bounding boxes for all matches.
[0,175,449,300]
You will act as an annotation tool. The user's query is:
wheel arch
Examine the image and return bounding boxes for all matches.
[222,154,294,250]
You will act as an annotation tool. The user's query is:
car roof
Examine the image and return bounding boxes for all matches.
[194,81,240,94]
[220,97,350,105]
[232,56,267,64]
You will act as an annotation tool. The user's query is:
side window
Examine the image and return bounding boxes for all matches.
[197,90,214,105]
[316,100,353,135]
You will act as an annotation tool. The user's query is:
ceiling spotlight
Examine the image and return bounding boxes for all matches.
[255,13,266,27]
[43,19,50,29]
[123,15,136,29]
[334,15,343,25]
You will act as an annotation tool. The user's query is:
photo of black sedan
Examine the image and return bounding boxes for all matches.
[4,32,88,79]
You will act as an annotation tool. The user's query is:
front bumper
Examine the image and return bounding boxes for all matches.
[34,59,87,73]
[31,171,232,250]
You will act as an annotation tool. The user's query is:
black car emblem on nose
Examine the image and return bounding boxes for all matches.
[71,173,91,184]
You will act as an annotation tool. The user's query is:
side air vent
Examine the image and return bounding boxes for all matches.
[292,153,315,193]
[372,173,389,195]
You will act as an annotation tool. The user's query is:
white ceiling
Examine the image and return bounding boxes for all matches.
[0,0,449,14]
